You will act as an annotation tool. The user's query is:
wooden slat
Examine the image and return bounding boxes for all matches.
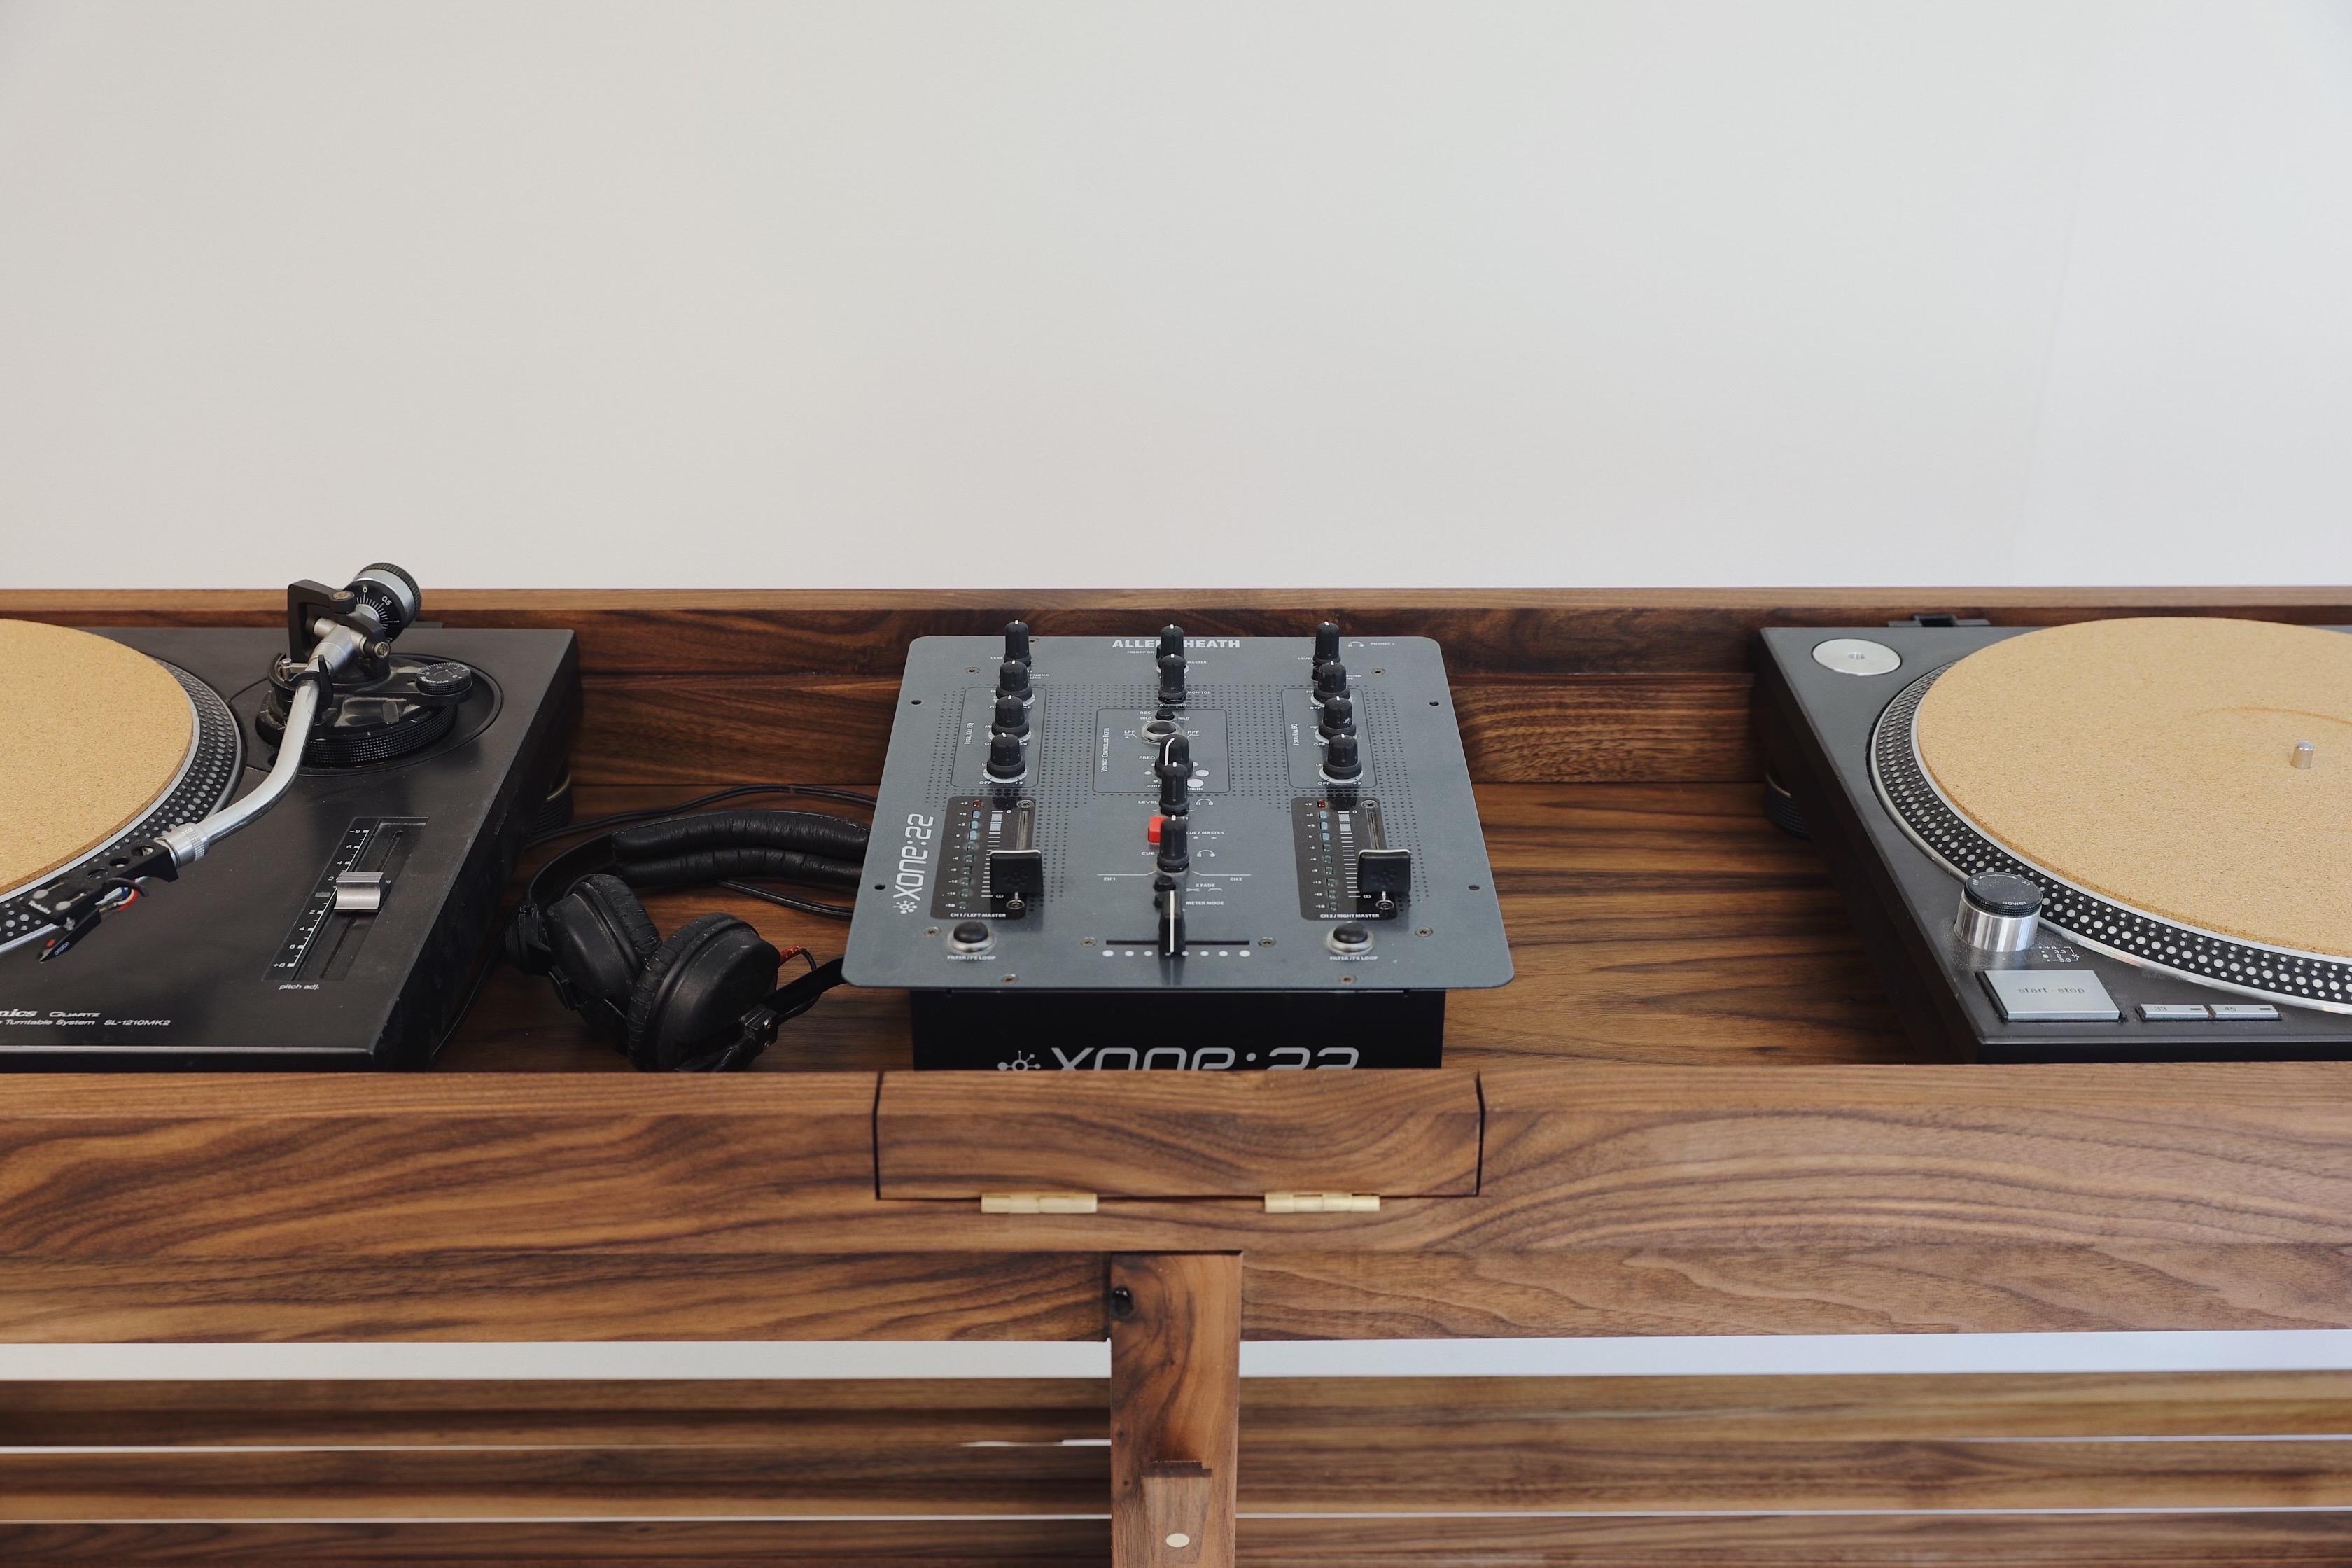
[10,1514,2350,1567]
[0,1520,1110,1564]
[13,1372,2352,1522]
[0,1254,1107,1343]
[1240,1245,2352,1337]
[876,1072,1482,1199]
[18,1370,2352,1449]
[1475,1063,2352,1248]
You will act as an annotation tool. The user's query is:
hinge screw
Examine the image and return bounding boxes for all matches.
[1109,1285,1135,1319]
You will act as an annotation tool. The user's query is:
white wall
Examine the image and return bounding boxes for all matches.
[0,0,2346,589]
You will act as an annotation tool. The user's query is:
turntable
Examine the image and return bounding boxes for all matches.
[1757,617,2352,1061]
[0,566,577,1068]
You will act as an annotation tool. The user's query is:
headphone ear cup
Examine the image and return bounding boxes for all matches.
[541,873,662,1031]
[625,913,783,1071]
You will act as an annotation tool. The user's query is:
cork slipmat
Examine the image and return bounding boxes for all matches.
[1915,617,2352,958]
[0,620,195,893]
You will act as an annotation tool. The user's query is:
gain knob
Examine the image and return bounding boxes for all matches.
[996,657,1031,706]
[1314,658,1349,699]
[1317,694,1354,739]
[1315,620,1342,667]
[1157,624,1186,659]
[1003,620,1032,668]
[985,729,1027,784]
[1157,650,1188,706]
[992,692,1030,738]
[1156,813,1190,874]
[1322,732,1364,782]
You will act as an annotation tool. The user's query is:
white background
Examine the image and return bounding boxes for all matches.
[1,0,2348,589]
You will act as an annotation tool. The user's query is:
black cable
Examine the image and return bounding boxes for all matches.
[719,880,858,920]
[526,783,874,851]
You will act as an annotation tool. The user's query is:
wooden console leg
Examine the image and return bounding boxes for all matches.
[1109,1253,1242,1568]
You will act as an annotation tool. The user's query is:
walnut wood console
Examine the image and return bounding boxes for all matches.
[5,588,2352,1566]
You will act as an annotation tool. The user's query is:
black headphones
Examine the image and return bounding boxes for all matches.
[506,805,867,1071]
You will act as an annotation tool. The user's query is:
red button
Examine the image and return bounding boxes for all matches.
[1147,815,1165,844]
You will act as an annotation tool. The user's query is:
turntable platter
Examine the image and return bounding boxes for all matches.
[1916,617,2352,959]
[0,620,197,895]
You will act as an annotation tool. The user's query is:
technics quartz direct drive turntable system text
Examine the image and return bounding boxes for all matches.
[843,621,1513,1068]
[0,566,577,1068]
[1758,617,2352,1061]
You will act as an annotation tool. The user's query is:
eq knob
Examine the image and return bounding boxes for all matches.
[1317,694,1354,739]
[996,657,1031,705]
[1157,650,1188,706]
[1161,731,1192,771]
[1158,760,1191,815]
[1322,732,1364,782]
[1002,620,1031,668]
[985,729,1027,783]
[1314,658,1349,699]
[1315,620,1342,667]
[1156,813,1190,874]
[992,692,1030,738]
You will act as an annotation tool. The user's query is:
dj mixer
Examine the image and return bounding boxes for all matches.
[843,622,1513,1068]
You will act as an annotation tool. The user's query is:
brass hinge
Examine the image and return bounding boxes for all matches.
[979,1191,1098,1214]
[1264,1191,1380,1213]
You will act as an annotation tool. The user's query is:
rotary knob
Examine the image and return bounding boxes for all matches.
[1157,650,1187,706]
[1317,694,1354,739]
[1157,624,1186,659]
[413,661,474,700]
[985,729,1027,783]
[1156,813,1190,874]
[996,657,1031,705]
[1322,732,1364,782]
[992,692,1030,738]
[1161,731,1192,772]
[1003,620,1031,667]
[1315,620,1342,666]
[1158,759,1191,816]
[1954,872,2041,953]
[1314,658,1349,699]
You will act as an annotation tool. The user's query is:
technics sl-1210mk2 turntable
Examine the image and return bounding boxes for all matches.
[0,566,576,1068]
[1758,617,2352,1062]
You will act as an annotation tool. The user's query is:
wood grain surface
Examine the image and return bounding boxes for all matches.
[6,589,2352,1558]
[1110,1256,1242,1568]
[8,1514,2348,1566]
[876,1072,1482,1198]
[10,1372,2352,1547]
[5,587,2343,786]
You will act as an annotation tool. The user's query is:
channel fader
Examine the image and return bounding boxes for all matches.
[844,620,1511,1068]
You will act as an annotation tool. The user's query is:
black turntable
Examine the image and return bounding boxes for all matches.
[1757,619,2352,1062]
[0,565,577,1068]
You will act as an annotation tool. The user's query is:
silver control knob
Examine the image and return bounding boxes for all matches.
[1954,872,2040,953]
